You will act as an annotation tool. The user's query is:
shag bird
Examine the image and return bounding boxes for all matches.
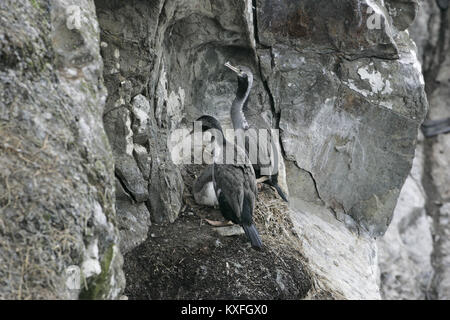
[193,115,262,249]
[225,61,288,202]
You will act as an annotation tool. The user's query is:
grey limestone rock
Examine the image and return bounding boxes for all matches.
[0,0,124,299]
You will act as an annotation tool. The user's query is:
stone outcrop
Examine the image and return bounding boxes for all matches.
[377,0,450,300]
[0,0,124,299]
[258,0,427,237]
[377,135,433,299]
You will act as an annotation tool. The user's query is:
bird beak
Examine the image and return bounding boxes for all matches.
[225,61,241,75]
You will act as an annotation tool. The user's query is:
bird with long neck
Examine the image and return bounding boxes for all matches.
[225,62,252,131]
[193,115,262,250]
[225,61,288,202]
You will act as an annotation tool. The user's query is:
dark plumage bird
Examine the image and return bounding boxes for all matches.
[225,62,288,202]
[194,115,262,249]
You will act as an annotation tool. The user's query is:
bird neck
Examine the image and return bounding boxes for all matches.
[212,142,223,163]
[231,77,252,130]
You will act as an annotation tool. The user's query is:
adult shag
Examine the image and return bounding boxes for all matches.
[194,115,262,249]
[225,61,288,202]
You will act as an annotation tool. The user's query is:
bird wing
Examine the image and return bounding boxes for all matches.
[243,163,257,200]
[233,145,257,200]
[231,138,257,197]
[242,176,256,224]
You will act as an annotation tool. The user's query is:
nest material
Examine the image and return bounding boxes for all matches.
[181,164,304,258]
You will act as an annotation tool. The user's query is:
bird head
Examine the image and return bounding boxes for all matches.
[192,115,225,161]
[194,115,223,133]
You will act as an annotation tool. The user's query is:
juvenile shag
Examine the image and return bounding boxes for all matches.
[193,165,218,207]
[225,61,288,202]
[194,115,262,249]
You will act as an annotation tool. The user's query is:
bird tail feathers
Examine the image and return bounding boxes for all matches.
[272,182,288,202]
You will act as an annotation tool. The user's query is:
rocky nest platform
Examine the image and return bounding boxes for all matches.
[123,165,313,299]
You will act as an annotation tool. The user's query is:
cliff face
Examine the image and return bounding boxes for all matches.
[0,0,432,299]
[0,0,124,299]
[96,0,427,300]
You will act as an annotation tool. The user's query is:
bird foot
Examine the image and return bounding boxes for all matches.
[214,225,244,237]
[256,176,270,184]
[204,219,233,227]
